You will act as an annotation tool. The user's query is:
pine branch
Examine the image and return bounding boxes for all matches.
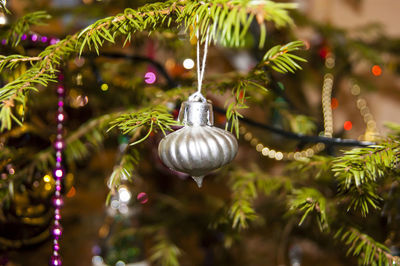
[0,0,10,14]
[332,141,400,216]
[335,227,400,265]
[77,0,296,55]
[228,168,292,230]
[288,187,329,231]
[106,151,139,205]
[288,155,334,180]
[0,55,42,71]
[229,172,259,229]
[0,1,296,132]
[262,41,307,73]
[109,105,180,146]
[64,111,123,162]
[3,11,51,46]
[0,34,80,131]
[225,82,249,138]
[385,122,400,137]
[149,232,182,266]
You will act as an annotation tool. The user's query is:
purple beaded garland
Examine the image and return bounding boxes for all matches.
[50,255,62,266]
[52,196,64,207]
[6,32,64,266]
[52,224,63,237]
[51,71,66,266]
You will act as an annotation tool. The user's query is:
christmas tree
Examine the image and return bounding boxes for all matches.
[1,0,400,265]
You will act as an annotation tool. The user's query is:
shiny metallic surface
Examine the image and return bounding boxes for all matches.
[158,100,238,187]
[178,101,214,126]
[158,125,238,175]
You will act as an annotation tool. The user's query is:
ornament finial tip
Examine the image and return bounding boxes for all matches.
[192,176,204,188]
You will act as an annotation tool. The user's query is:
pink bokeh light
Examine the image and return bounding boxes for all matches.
[144,72,156,84]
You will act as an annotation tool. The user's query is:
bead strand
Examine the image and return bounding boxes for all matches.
[349,82,380,141]
[50,73,65,266]
[240,126,325,161]
[1,31,64,265]
[322,52,335,137]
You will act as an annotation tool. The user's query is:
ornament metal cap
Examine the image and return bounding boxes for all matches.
[178,94,214,127]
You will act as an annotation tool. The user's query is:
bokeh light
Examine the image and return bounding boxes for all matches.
[54,169,64,178]
[57,113,65,122]
[372,65,382,76]
[118,186,131,203]
[344,121,353,131]
[67,186,76,198]
[115,261,126,266]
[331,98,339,109]
[43,174,51,183]
[92,255,104,266]
[137,192,148,204]
[183,58,195,69]
[0,14,7,25]
[100,83,109,91]
[44,183,52,191]
[144,72,156,84]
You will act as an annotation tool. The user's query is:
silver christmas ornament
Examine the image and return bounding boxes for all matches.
[158,94,238,187]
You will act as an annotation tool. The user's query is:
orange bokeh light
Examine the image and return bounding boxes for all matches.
[372,65,382,76]
[344,121,353,131]
[66,186,76,198]
[331,98,339,109]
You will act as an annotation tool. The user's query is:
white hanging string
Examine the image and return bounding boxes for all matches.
[196,26,210,94]
[190,17,210,102]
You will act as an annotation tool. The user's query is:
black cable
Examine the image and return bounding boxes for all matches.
[213,106,374,147]
[87,52,178,88]
[95,52,375,148]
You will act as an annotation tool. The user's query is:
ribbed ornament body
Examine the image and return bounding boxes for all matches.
[158,98,238,187]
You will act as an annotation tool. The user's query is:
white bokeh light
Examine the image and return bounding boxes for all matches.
[183,58,195,69]
[118,186,131,203]
[91,256,104,266]
[118,204,129,214]
[115,261,126,266]
[110,199,120,209]
[0,14,7,25]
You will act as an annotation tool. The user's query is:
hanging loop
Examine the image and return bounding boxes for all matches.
[196,16,210,95]
[188,91,207,102]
